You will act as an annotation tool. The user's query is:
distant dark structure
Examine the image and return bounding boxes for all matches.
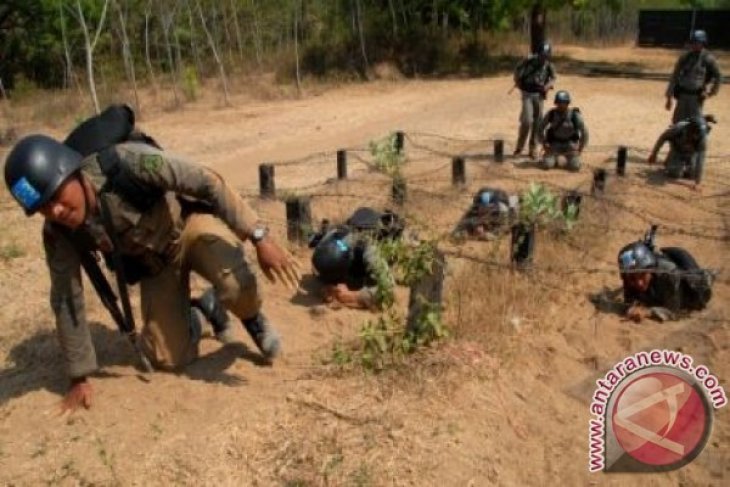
[638,10,730,49]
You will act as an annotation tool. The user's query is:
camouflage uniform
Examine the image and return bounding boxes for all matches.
[666,49,722,123]
[44,142,262,378]
[537,108,589,171]
[452,188,517,240]
[513,55,556,156]
[315,229,394,309]
[650,120,707,184]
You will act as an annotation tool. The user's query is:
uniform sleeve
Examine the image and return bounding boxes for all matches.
[666,53,685,97]
[547,62,557,86]
[513,59,526,84]
[705,53,722,96]
[119,144,259,240]
[43,224,98,379]
[360,243,395,309]
[650,128,673,157]
[576,113,589,151]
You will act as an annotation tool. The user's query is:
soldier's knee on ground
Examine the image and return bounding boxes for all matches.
[140,329,199,371]
[540,155,557,170]
[215,263,262,321]
[567,156,581,172]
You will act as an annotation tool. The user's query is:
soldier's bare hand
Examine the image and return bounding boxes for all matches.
[626,305,648,323]
[60,378,93,414]
[255,238,301,289]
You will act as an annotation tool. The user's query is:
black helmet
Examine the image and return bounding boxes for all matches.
[538,41,552,57]
[554,90,571,104]
[312,231,353,284]
[617,242,657,273]
[4,134,83,215]
[690,29,708,45]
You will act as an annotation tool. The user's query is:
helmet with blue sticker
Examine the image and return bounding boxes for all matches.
[617,241,657,273]
[312,230,354,284]
[4,134,83,216]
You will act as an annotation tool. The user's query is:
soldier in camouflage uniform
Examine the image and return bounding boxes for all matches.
[4,134,300,413]
[648,115,714,188]
[666,30,722,124]
[513,42,557,159]
[537,90,589,171]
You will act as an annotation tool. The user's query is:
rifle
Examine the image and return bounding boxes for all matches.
[643,224,659,252]
[77,249,153,373]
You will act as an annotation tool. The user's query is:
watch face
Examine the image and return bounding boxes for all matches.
[253,228,266,240]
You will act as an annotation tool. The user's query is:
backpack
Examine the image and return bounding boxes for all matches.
[308,207,404,248]
[660,247,713,310]
[64,104,167,212]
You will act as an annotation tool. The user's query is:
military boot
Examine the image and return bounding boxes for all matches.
[242,312,281,361]
[191,288,238,345]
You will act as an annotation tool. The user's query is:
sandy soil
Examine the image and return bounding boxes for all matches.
[0,45,728,486]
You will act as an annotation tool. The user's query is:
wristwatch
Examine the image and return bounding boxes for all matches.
[251,227,268,244]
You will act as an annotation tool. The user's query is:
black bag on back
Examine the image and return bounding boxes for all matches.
[661,246,712,310]
[345,207,404,241]
[64,104,162,157]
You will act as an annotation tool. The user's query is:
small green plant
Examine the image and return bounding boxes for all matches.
[182,66,200,102]
[368,133,404,177]
[519,182,578,231]
[343,238,447,371]
[0,242,25,261]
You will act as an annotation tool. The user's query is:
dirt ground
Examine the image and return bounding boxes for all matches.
[0,45,728,486]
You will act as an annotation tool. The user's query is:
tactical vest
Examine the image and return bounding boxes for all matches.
[546,108,581,143]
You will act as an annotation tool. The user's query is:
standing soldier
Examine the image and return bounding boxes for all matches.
[537,90,589,172]
[3,129,300,413]
[513,42,556,159]
[666,29,722,123]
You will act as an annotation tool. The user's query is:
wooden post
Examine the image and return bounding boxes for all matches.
[259,163,275,198]
[592,168,607,195]
[511,223,535,269]
[406,250,445,336]
[392,176,406,205]
[394,131,405,154]
[616,146,627,176]
[285,196,312,244]
[561,190,582,218]
[336,149,347,180]
[452,156,466,186]
[494,139,504,163]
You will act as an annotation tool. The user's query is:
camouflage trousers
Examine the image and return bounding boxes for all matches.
[664,149,698,179]
[515,92,544,153]
[672,93,704,124]
[139,214,261,369]
[540,141,581,172]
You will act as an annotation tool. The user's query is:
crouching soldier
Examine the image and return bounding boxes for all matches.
[648,114,715,189]
[4,124,299,412]
[452,187,519,240]
[617,226,713,323]
[537,90,589,172]
[309,207,401,310]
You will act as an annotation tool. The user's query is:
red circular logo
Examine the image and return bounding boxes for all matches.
[612,372,710,467]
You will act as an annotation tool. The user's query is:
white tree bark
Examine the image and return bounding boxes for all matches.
[230,0,244,62]
[144,2,159,91]
[293,0,302,94]
[250,0,263,69]
[59,0,81,94]
[74,0,110,115]
[196,0,231,106]
[159,5,181,107]
[113,0,141,113]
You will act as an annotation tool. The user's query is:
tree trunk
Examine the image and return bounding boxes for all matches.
[293,0,302,94]
[251,0,263,69]
[230,0,245,62]
[59,1,81,95]
[160,8,181,107]
[114,0,141,113]
[144,3,159,92]
[75,0,110,115]
[196,0,231,106]
[530,2,547,54]
[388,0,397,37]
[186,0,204,76]
[354,0,369,76]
